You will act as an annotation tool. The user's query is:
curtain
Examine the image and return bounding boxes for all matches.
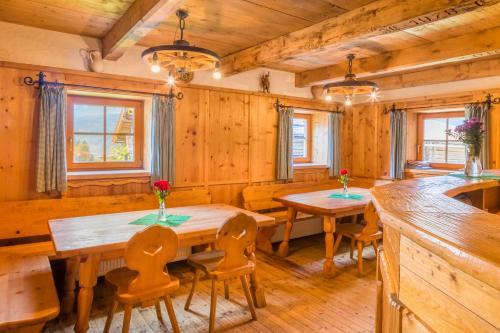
[465,102,490,168]
[389,111,407,180]
[36,85,67,193]
[276,105,294,180]
[151,95,176,184]
[328,112,342,177]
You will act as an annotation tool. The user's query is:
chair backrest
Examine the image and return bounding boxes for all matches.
[361,201,380,235]
[215,213,257,271]
[124,225,178,293]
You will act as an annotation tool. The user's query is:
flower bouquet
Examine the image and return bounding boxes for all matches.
[446,118,485,177]
[338,169,349,196]
[153,180,171,221]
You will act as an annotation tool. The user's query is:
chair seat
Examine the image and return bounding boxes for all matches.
[105,267,179,302]
[335,223,383,241]
[187,250,255,280]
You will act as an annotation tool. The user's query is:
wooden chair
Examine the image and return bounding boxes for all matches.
[104,225,180,333]
[332,201,382,275]
[184,213,258,333]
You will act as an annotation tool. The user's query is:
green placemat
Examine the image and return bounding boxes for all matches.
[328,193,364,200]
[129,213,191,227]
[448,172,500,180]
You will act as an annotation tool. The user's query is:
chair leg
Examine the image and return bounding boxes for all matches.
[103,298,118,333]
[332,234,343,258]
[357,240,364,275]
[164,295,180,333]
[209,279,218,333]
[122,304,132,333]
[185,269,201,310]
[224,280,230,300]
[350,238,355,259]
[155,300,163,322]
[240,275,257,320]
[371,240,378,253]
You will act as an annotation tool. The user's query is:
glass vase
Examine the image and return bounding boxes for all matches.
[464,145,482,177]
[343,178,348,196]
[158,199,167,222]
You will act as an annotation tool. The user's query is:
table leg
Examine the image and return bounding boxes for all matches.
[246,244,266,308]
[61,256,80,314]
[74,253,101,333]
[323,216,336,278]
[278,207,297,257]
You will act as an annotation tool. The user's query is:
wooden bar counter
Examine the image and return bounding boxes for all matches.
[371,174,500,333]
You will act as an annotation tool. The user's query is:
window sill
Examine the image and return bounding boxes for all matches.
[67,169,150,181]
[404,168,454,175]
[293,163,329,170]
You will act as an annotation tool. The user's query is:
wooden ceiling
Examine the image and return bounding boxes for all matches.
[0,0,499,88]
[0,0,375,57]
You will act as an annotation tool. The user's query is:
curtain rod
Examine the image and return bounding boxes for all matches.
[23,71,183,100]
[274,98,344,114]
[384,94,499,113]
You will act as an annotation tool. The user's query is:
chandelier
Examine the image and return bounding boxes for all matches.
[323,54,379,106]
[142,10,222,81]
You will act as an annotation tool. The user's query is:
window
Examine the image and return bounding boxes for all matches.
[292,114,312,163]
[67,95,144,171]
[417,111,465,169]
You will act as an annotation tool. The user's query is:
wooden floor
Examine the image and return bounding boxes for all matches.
[44,235,377,333]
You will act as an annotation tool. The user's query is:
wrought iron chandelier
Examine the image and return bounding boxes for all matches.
[323,54,379,106]
[142,9,222,81]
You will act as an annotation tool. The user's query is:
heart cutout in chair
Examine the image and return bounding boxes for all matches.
[232,228,247,241]
[143,243,164,256]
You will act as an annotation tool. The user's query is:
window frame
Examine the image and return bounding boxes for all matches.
[292,113,313,164]
[66,95,144,171]
[417,111,465,170]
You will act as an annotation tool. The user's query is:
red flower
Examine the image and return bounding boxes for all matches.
[153,180,170,191]
[340,169,348,176]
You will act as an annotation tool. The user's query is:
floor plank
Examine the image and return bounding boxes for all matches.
[44,235,377,332]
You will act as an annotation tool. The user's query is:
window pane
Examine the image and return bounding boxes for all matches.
[292,117,308,158]
[106,135,135,161]
[106,106,135,134]
[73,104,104,133]
[447,117,466,164]
[73,134,104,162]
[423,118,447,140]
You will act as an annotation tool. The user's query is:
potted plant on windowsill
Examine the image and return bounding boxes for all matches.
[446,118,485,177]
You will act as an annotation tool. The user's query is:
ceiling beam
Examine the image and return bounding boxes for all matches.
[221,0,500,75]
[310,57,500,97]
[102,0,185,61]
[296,26,500,87]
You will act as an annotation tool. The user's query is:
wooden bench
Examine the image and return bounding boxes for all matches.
[0,254,60,333]
[243,178,385,253]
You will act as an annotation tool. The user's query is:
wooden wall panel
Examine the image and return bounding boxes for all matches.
[207,91,250,183]
[249,95,277,182]
[175,87,207,187]
[351,104,378,178]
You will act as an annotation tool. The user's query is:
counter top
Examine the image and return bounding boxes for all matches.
[371,173,500,290]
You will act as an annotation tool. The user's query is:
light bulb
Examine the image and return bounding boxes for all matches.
[167,72,175,86]
[212,61,222,80]
[150,52,161,73]
[370,90,378,101]
[324,95,333,102]
[344,95,352,106]
[151,64,161,73]
[212,70,222,80]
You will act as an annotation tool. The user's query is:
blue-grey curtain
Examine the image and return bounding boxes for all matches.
[389,111,407,180]
[465,102,490,168]
[328,112,342,177]
[276,106,294,180]
[151,95,176,184]
[36,85,67,192]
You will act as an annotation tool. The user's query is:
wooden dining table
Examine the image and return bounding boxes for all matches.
[48,203,275,333]
[273,187,371,277]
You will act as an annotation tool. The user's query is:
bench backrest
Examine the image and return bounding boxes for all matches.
[242,178,382,212]
[0,189,211,241]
